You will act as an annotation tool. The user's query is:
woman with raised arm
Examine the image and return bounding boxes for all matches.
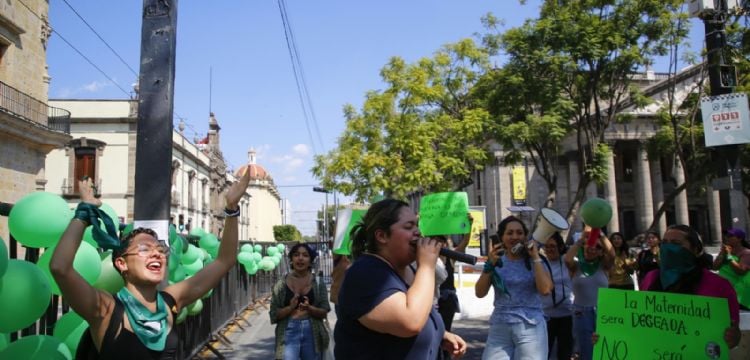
[334,199,467,359]
[50,170,250,359]
[564,227,614,360]
[475,215,553,360]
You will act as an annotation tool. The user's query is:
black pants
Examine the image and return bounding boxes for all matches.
[547,315,573,360]
[437,296,458,332]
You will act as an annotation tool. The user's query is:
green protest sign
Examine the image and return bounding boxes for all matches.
[418,192,470,236]
[595,288,730,360]
[332,208,367,255]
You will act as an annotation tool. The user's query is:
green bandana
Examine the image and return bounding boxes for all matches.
[74,203,120,250]
[116,288,169,351]
[577,247,600,277]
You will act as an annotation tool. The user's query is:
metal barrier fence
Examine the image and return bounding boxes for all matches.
[0,201,338,359]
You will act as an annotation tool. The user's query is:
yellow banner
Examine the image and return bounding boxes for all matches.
[512,166,526,203]
[468,209,485,247]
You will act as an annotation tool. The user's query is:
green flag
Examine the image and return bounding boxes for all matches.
[333,208,367,255]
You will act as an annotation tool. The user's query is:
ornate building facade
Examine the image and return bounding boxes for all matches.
[465,65,733,244]
[0,0,71,242]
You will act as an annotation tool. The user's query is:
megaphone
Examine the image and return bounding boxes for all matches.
[511,208,569,254]
[580,197,613,247]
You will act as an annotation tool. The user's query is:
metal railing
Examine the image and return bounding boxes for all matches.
[0,80,71,134]
[61,178,102,197]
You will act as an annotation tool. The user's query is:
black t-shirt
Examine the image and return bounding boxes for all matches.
[334,254,445,360]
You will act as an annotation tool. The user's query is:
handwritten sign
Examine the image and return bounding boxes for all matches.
[418,192,469,236]
[595,288,730,360]
[332,208,367,255]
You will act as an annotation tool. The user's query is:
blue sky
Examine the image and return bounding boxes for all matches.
[45,1,705,235]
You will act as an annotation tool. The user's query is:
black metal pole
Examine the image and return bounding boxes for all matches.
[704,0,745,231]
[133,0,178,241]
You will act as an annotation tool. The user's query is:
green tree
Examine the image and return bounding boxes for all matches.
[273,225,302,242]
[477,1,688,225]
[312,39,493,201]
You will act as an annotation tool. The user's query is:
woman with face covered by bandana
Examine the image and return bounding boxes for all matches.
[641,224,741,349]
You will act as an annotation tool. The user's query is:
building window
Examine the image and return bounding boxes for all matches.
[73,148,96,193]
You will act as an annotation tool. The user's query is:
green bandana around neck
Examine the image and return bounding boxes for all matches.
[659,243,696,290]
[74,203,121,250]
[116,288,169,351]
[491,257,510,298]
[577,247,600,277]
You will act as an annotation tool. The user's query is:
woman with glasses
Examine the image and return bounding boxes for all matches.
[50,172,251,359]
[563,228,614,360]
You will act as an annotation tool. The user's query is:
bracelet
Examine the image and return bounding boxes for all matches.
[71,218,89,226]
[224,207,240,217]
[533,258,543,263]
[483,261,495,273]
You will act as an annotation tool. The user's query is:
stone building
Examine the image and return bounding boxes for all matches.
[0,0,71,242]
[44,100,255,238]
[465,64,732,244]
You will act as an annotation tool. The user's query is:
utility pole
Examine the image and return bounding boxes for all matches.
[133,0,178,242]
[699,0,746,232]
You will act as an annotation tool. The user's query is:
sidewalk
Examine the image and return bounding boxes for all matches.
[201,273,492,359]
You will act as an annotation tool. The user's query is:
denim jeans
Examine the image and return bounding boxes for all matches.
[573,306,596,360]
[284,318,320,360]
[482,320,548,360]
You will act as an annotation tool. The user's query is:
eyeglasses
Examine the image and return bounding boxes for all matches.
[122,242,170,257]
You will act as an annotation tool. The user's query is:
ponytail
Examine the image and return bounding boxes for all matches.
[350,199,409,260]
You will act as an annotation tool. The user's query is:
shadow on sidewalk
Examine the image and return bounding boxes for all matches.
[451,317,489,360]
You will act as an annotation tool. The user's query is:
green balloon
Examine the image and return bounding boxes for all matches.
[38,242,102,295]
[92,251,124,294]
[580,197,612,228]
[240,244,253,253]
[169,224,178,245]
[0,335,71,360]
[168,252,180,273]
[201,288,214,299]
[8,192,72,248]
[267,247,279,256]
[0,333,8,352]
[176,307,188,324]
[251,252,262,263]
[189,227,207,238]
[206,246,218,259]
[0,236,8,278]
[237,252,253,265]
[199,233,219,249]
[0,260,52,332]
[187,299,203,315]
[169,265,186,283]
[182,258,203,276]
[276,243,285,252]
[243,261,258,275]
[53,311,88,356]
[253,244,262,252]
[182,245,200,264]
[120,223,134,239]
[271,255,281,266]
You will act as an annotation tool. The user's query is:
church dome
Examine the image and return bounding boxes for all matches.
[235,163,269,180]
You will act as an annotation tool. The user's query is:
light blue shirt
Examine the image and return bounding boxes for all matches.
[490,256,546,325]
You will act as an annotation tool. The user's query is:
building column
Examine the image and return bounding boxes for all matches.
[605,144,620,233]
[649,157,667,235]
[673,157,690,226]
[567,154,582,232]
[707,183,722,246]
[636,142,654,232]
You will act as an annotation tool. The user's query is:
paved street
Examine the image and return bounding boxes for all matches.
[202,272,493,359]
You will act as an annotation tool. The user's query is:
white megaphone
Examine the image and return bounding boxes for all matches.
[511,208,569,254]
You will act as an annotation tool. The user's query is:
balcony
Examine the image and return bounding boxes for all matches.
[0,80,70,134]
[62,178,102,198]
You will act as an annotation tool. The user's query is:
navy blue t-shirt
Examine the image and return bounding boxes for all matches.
[334,254,445,360]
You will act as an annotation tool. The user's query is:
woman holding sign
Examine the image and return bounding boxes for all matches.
[475,215,553,360]
[334,199,467,359]
[641,224,741,348]
[50,172,250,358]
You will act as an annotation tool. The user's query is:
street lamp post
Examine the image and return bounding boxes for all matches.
[313,187,330,243]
